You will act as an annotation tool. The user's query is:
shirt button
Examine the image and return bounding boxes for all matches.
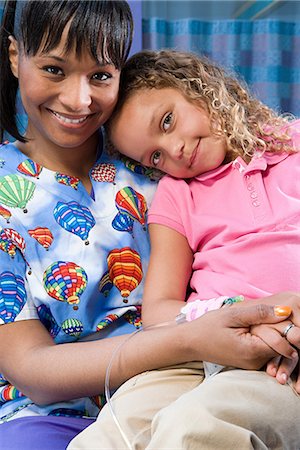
[250,192,257,199]
[252,200,260,207]
[247,184,254,191]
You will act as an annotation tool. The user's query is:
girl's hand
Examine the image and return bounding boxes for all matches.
[251,320,300,392]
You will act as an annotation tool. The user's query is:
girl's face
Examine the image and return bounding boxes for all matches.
[112,88,227,179]
[9,27,120,153]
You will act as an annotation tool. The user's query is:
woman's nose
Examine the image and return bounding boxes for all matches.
[60,78,92,111]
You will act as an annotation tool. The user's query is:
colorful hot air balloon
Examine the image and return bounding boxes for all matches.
[121,157,147,175]
[98,271,113,297]
[28,227,53,250]
[61,318,83,338]
[43,261,88,310]
[0,271,27,324]
[0,205,11,223]
[0,174,35,212]
[0,229,16,257]
[53,201,95,244]
[124,305,142,329]
[115,187,147,228]
[112,212,134,236]
[37,304,61,339]
[2,228,26,255]
[0,228,31,274]
[55,172,80,190]
[91,163,116,183]
[0,384,24,403]
[17,159,42,178]
[96,313,119,331]
[107,247,143,303]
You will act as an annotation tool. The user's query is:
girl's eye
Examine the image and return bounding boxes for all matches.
[43,66,63,76]
[162,113,173,131]
[92,72,112,82]
[151,151,161,167]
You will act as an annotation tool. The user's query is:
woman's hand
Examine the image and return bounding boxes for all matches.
[187,301,296,370]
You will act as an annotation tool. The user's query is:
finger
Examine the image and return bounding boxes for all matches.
[266,355,281,377]
[251,325,297,359]
[268,322,300,350]
[228,304,292,328]
[276,354,299,385]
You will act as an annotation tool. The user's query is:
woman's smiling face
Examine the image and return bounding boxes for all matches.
[9,26,120,152]
[111,87,227,179]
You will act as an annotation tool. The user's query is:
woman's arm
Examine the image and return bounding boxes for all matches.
[0,301,296,406]
[142,223,193,326]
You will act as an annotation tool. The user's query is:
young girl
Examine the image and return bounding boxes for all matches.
[69,50,300,449]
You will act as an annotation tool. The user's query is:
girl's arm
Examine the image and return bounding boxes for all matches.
[1,302,296,405]
[142,223,193,326]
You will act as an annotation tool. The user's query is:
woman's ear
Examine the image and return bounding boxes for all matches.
[8,36,19,78]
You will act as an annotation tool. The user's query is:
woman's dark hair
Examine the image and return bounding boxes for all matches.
[0,0,133,142]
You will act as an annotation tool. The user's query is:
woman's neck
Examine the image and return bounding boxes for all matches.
[16,132,101,180]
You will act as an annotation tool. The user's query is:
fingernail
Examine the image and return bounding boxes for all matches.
[281,373,288,383]
[274,305,292,317]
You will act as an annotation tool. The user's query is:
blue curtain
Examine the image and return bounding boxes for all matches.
[143,18,300,117]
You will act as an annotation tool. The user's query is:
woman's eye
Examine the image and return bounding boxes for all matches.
[151,151,161,167]
[92,72,112,82]
[162,113,173,131]
[43,66,63,75]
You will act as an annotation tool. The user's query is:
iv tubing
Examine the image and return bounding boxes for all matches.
[104,318,184,450]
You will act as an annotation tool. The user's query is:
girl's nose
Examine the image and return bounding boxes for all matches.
[168,139,184,160]
[60,78,92,111]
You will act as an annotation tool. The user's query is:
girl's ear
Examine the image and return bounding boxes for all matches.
[8,36,19,78]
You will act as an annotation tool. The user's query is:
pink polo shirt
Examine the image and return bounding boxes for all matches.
[148,120,300,301]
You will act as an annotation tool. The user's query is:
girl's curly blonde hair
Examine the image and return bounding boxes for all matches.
[107,49,294,163]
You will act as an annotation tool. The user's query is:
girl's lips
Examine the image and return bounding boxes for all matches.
[189,141,200,167]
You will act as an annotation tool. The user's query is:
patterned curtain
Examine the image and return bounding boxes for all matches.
[143,18,300,117]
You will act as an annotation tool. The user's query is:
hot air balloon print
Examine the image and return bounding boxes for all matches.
[0,229,16,257]
[91,163,116,183]
[0,228,31,274]
[121,157,147,175]
[124,305,142,329]
[28,227,53,250]
[96,313,119,331]
[55,172,80,190]
[107,247,143,303]
[0,384,24,403]
[112,212,134,236]
[98,271,113,297]
[17,159,42,178]
[53,201,95,244]
[37,304,60,338]
[2,228,26,255]
[115,187,147,229]
[0,174,35,212]
[43,261,88,310]
[0,271,26,324]
[61,318,83,338]
[0,205,11,223]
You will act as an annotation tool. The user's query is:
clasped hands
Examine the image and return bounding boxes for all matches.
[250,292,300,393]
